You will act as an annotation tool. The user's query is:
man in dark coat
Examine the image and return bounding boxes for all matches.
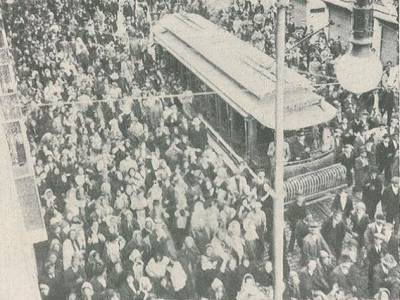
[63,254,87,296]
[362,168,384,219]
[299,258,319,300]
[364,214,387,249]
[384,223,400,263]
[337,144,355,186]
[287,192,307,252]
[331,189,354,220]
[321,211,346,259]
[188,117,208,152]
[381,177,400,229]
[367,233,388,294]
[314,251,334,294]
[329,259,357,295]
[291,130,311,160]
[376,134,396,183]
[295,214,313,252]
[371,254,397,296]
[39,262,62,299]
[380,87,395,126]
[350,202,370,248]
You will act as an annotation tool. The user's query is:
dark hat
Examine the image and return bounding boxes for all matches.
[375,213,386,221]
[369,165,379,173]
[308,220,321,228]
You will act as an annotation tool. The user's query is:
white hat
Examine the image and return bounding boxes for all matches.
[81,282,93,292]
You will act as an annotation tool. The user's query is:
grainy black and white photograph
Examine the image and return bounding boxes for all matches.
[0,0,398,299]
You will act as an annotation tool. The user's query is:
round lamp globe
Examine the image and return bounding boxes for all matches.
[335,52,383,94]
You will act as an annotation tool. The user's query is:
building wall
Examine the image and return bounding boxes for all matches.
[291,0,307,27]
[306,0,329,33]
[326,4,352,47]
[380,20,399,65]
[0,120,41,300]
[324,2,399,65]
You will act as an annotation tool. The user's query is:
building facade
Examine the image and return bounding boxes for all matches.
[291,0,399,65]
[0,13,45,300]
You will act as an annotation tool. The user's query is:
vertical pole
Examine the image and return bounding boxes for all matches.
[273,2,286,300]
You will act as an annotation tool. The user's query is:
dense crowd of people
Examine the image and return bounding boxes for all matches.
[2,0,399,299]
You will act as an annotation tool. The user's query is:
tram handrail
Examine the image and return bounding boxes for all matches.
[285,148,335,166]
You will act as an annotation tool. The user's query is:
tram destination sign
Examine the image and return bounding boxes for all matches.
[284,97,322,113]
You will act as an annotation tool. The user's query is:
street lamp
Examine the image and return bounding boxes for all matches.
[335,0,383,94]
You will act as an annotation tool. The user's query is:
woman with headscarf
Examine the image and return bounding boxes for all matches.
[190,201,210,252]
[208,277,229,300]
[62,229,78,271]
[243,218,263,263]
[197,244,221,298]
[236,273,269,300]
[227,220,245,264]
[131,189,149,229]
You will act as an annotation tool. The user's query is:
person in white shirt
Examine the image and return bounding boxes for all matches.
[145,251,170,280]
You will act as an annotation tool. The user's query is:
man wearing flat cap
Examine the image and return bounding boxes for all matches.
[337,144,355,186]
[371,254,397,296]
[321,211,346,260]
[354,147,370,193]
[367,232,388,294]
[382,176,400,229]
[287,190,307,252]
[376,134,396,183]
[362,166,384,219]
[291,130,311,161]
[301,220,331,265]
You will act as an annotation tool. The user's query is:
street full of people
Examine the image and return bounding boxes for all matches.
[1,0,399,299]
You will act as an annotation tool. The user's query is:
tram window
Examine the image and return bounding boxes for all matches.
[0,31,4,48]
[256,123,274,151]
[0,65,11,93]
[231,109,246,156]
[218,100,230,139]
[208,94,218,127]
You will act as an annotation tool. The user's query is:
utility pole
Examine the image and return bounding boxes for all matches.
[273,1,286,299]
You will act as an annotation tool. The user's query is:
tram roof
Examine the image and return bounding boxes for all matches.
[153,13,337,130]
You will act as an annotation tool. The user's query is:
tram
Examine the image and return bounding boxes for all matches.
[153,13,347,202]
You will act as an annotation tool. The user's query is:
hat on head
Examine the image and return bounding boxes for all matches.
[355,202,366,211]
[298,130,305,136]
[39,283,50,293]
[81,282,93,292]
[375,213,386,221]
[320,250,330,258]
[193,117,201,126]
[374,232,385,240]
[304,214,314,224]
[251,201,262,210]
[382,254,397,269]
